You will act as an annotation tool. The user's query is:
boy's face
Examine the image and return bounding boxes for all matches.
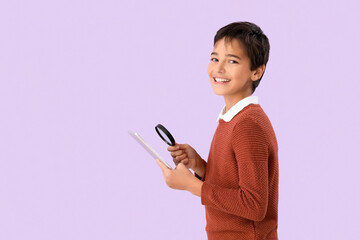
[207,38,257,101]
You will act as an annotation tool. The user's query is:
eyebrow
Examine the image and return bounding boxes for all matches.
[211,52,241,60]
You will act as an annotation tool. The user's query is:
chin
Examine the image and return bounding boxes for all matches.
[211,89,227,96]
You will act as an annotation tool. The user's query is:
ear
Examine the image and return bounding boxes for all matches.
[251,64,266,81]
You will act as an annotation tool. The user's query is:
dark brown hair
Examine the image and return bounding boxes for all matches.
[214,22,270,93]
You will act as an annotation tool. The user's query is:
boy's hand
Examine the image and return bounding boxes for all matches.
[167,143,206,176]
[156,159,202,196]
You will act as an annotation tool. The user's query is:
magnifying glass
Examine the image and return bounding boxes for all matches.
[155,124,176,146]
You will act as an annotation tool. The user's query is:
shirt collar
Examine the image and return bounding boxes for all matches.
[217,96,259,122]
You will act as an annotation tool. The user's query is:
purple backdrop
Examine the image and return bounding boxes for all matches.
[1,0,359,239]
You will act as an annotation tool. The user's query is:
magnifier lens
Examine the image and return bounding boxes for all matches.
[159,131,171,143]
[155,124,176,146]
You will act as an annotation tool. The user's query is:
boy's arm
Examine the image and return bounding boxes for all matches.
[201,118,269,221]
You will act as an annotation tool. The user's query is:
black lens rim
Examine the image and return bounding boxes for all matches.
[155,124,175,146]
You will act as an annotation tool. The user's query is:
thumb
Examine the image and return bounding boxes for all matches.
[176,162,189,171]
[176,143,189,150]
[156,159,169,173]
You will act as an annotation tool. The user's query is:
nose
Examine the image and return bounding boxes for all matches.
[214,61,225,74]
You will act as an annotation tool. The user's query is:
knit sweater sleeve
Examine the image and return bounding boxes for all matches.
[201,118,269,221]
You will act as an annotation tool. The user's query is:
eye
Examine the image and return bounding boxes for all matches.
[229,60,238,64]
[210,58,218,62]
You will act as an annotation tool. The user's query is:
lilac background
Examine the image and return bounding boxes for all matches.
[1,0,359,239]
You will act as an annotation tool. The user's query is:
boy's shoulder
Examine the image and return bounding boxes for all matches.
[230,104,274,134]
[231,104,277,144]
[233,104,268,124]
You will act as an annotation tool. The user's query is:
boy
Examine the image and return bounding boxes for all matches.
[156,22,278,240]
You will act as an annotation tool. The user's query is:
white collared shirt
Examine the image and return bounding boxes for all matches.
[217,96,259,122]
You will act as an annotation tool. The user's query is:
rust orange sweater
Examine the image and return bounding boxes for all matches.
[201,104,278,240]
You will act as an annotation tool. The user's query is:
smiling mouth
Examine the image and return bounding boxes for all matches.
[214,77,231,83]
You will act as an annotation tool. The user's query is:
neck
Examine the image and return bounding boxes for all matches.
[224,93,252,113]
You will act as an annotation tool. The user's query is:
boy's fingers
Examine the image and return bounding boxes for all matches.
[175,153,187,161]
[167,143,181,151]
[172,154,187,164]
[167,146,176,151]
[181,158,189,166]
[173,158,183,166]
[170,150,184,158]
[177,144,189,150]
[174,158,189,166]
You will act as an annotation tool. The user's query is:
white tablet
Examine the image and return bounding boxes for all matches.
[128,131,172,169]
